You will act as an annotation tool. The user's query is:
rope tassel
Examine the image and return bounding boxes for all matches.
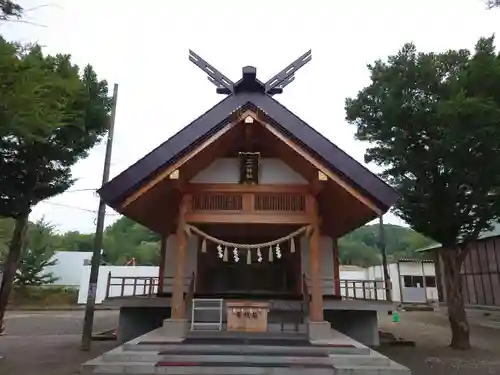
[201,239,207,253]
[247,249,251,264]
[223,247,228,262]
[290,238,295,253]
[269,246,273,262]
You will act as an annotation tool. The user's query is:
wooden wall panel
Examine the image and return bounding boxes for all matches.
[457,237,500,307]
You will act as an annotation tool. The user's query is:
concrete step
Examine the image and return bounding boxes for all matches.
[85,362,335,375]
[101,352,334,365]
[333,363,411,375]
[328,353,391,367]
[101,352,393,368]
[122,342,371,355]
[84,359,410,375]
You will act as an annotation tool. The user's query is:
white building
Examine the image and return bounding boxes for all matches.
[44,251,92,288]
[366,259,438,304]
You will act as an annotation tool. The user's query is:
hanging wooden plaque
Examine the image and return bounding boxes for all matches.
[239,152,260,184]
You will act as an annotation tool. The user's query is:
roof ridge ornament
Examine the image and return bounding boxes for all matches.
[264,50,312,96]
[188,49,312,96]
[188,50,235,95]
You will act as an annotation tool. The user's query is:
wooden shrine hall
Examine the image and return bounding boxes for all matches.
[97,50,399,344]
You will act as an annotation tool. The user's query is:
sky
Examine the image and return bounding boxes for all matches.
[2,0,500,234]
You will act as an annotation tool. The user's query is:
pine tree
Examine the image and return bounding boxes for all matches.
[15,219,59,286]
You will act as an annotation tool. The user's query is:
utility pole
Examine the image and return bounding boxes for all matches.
[379,214,392,302]
[81,83,119,351]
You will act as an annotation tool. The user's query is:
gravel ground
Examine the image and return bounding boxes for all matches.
[379,310,500,375]
[0,308,500,375]
[0,310,119,375]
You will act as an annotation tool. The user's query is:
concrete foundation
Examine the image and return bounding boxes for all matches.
[307,320,333,341]
[161,318,188,339]
[117,306,170,344]
[325,309,379,346]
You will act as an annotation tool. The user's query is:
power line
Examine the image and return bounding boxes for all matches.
[39,201,120,216]
[64,188,98,193]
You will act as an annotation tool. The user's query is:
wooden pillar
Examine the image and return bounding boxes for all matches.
[158,237,167,294]
[332,239,341,297]
[171,196,188,319]
[308,195,323,322]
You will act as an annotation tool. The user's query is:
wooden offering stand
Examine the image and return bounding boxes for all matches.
[226,301,270,332]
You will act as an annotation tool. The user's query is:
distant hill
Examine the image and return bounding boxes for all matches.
[339,223,435,267]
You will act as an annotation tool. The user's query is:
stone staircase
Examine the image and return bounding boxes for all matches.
[82,327,410,374]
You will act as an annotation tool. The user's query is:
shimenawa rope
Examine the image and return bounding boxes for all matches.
[184,223,311,249]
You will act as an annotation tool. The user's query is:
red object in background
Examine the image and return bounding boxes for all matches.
[124,258,136,266]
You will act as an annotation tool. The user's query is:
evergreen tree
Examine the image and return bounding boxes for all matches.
[15,219,59,286]
[345,36,500,349]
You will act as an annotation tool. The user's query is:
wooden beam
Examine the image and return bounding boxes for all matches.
[158,237,167,294]
[171,196,188,319]
[184,212,312,225]
[185,183,309,194]
[121,110,256,209]
[309,197,324,321]
[332,239,341,296]
[255,113,382,215]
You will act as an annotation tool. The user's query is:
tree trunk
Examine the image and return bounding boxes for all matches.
[441,248,470,350]
[0,214,29,333]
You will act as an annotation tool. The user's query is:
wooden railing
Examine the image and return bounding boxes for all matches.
[338,279,390,301]
[104,274,190,299]
[303,276,391,301]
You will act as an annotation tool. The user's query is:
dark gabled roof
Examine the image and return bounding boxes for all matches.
[415,222,500,253]
[98,92,400,212]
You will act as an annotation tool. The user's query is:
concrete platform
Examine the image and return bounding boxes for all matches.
[83,325,411,374]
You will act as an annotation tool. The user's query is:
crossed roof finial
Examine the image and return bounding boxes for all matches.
[188,50,312,96]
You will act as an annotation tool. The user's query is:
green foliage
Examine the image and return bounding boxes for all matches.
[101,217,161,265]
[0,40,112,219]
[345,35,500,350]
[15,219,59,286]
[0,217,162,266]
[48,217,161,265]
[53,231,94,252]
[345,36,500,248]
[0,0,22,20]
[487,1,500,8]
[9,285,78,307]
[0,218,14,259]
[339,224,434,266]
[0,37,111,327]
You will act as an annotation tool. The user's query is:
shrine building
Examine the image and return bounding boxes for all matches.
[96,50,400,348]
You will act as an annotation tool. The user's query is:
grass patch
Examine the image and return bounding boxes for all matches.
[9,285,78,307]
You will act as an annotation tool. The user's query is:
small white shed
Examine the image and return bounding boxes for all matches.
[366,259,437,304]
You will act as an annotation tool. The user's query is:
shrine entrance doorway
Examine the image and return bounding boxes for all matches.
[196,237,302,298]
